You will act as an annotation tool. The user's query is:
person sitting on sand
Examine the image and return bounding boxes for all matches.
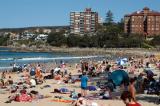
[1,71,6,79]
[29,77,36,87]
[136,73,143,93]
[54,73,61,80]
[30,66,36,76]
[63,74,69,83]
[70,89,78,99]
[99,87,112,99]
[72,93,99,106]
[0,79,5,88]
[35,64,42,79]
[35,76,43,85]
[72,93,86,106]
[5,76,13,85]
[121,91,141,106]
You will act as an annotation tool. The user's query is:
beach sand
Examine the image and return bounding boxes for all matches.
[0,54,160,106]
[0,81,159,106]
[0,77,159,106]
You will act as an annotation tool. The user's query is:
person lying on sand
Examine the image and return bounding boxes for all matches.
[5,90,51,103]
[5,89,32,103]
[29,90,51,101]
[53,87,70,94]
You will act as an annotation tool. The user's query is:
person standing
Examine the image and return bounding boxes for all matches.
[1,72,6,79]
[121,91,141,106]
[35,64,41,79]
[128,78,136,101]
[80,72,88,97]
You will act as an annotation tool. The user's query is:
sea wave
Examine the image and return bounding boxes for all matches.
[0,58,14,61]
[0,55,103,61]
[0,66,13,70]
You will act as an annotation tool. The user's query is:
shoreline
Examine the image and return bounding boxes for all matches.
[1,46,160,56]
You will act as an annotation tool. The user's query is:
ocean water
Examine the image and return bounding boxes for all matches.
[0,47,105,70]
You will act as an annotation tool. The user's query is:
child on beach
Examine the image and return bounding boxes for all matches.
[80,72,88,97]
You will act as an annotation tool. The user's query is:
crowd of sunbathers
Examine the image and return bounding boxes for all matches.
[0,54,160,106]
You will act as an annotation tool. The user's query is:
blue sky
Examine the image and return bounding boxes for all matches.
[0,0,160,28]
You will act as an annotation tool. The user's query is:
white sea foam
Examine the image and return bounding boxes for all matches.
[17,55,102,61]
[0,55,104,62]
[0,58,14,61]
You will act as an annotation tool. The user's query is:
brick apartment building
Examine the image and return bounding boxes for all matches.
[70,8,98,35]
[124,7,160,36]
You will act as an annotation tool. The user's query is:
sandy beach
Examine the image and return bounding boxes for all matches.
[0,50,160,106]
[0,73,159,106]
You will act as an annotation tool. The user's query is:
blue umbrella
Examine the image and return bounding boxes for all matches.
[109,70,129,86]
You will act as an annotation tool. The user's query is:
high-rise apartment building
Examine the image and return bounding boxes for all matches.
[124,7,160,36]
[70,8,98,34]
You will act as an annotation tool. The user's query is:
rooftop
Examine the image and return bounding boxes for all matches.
[125,7,160,17]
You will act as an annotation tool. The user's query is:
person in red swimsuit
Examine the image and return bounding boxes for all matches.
[121,91,141,106]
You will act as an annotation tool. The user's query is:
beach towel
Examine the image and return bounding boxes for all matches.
[50,98,73,103]
[88,86,97,91]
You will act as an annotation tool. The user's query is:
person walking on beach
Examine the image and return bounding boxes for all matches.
[121,91,141,106]
[80,72,88,97]
[128,78,137,101]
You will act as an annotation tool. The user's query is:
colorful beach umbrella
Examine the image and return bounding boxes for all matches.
[109,69,129,86]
